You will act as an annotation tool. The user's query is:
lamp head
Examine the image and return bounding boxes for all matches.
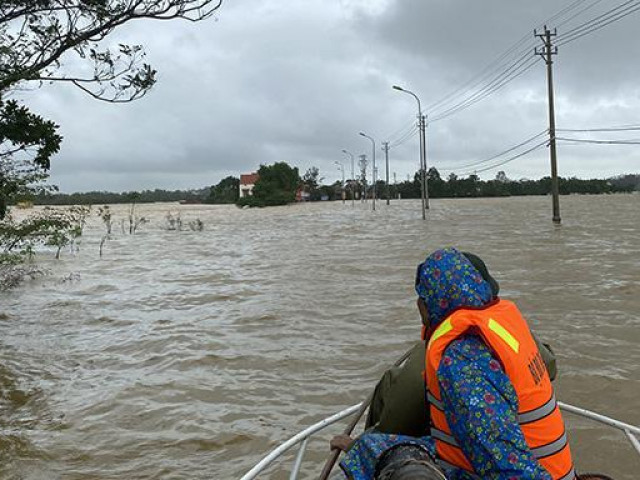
[359,132,366,137]
[392,85,404,91]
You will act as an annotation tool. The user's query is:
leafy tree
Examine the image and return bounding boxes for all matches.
[238,162,300,207]
[36,188,207,205]
[495,170,509,183]
[427,167,446,198]
[208,176,239,204]
[0,2,222,206]
[302,166,323,200]
[0,100,62,218]
[0,1,222,285]
[0,206,87,288]
[0,1,222,101]
[609,174,639,192]
[1,1,223,209]
[302,166,322,190]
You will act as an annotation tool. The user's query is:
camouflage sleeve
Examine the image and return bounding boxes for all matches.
[532,332,557,381]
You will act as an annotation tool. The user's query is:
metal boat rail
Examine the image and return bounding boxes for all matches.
[240,402,640,480]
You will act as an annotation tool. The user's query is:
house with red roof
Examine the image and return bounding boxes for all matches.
[239,172,259,198]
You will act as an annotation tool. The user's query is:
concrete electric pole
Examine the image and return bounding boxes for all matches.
[536,26,561,225]
[358,154,368,202]
[382,141,391,205]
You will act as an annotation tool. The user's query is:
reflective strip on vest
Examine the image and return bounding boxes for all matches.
[428,318,453,350]
[427,391,444,411]
[531,430,568,459]
[425,301,574,480]
[431,427,459,448]
[488,318,520,353]
[558,466,577,480]
[518,393,557,424]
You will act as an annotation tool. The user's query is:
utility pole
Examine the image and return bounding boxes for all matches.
[393,172,397,199]
[536,26,561,224]
[374,167,378,202]
[342,149,355,207]
[392,85,428,219]
[335,161,345,204]
[420,114,430,211]
[359,132,376,211]
[382,142,391,205]
[358,154,368,202]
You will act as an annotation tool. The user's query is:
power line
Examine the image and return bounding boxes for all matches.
[379,1,639,172]
[557,0,640,46]
[545,0,593,25]
[457,140,549,176]
[430,56,540,123]
[422,0,599,120]
[557,137,640,144]
[557,125,640,132]
[560,0,639,36]
[389,126,418,149]
[555,0,607,28]
[425,35,534,113]
[381,0,631,144]
[438,130,548,171]
[385,116,419,144]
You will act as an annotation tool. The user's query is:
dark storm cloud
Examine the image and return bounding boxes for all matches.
[18,0,640,192]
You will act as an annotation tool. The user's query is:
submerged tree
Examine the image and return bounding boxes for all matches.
[0,1,223,214]
[302,166,323,200]
[237,162,300,207]
[0,1,223,285]
[208,176,239,204]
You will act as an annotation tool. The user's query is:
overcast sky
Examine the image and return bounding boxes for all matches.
[19,0,640,192]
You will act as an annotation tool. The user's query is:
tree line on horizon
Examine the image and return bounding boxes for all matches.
[29,168,640,207]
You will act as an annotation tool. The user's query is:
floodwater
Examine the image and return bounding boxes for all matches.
[1,195,639,480]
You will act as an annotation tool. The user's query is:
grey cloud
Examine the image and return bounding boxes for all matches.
[20,0,640,192]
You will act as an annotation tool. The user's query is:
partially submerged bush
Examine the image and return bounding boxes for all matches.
[0,207,88,289]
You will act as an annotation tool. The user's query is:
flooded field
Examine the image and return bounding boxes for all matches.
[1,195,639,479]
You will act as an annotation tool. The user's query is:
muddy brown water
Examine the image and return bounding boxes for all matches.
[1,195,639,479]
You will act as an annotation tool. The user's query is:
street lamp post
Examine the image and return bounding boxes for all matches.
[359,132,376,211]
[334,161,345,204]
[393,85,429,219]
[341,149,355,206]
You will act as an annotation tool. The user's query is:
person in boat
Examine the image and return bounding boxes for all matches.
[362,251,557,439]
[334,247,576,480]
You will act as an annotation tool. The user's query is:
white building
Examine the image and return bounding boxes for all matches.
[239,173,259,198]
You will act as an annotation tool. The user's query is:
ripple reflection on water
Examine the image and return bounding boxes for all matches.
[1,196,639,479]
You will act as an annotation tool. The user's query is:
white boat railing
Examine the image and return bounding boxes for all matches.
[240,402,640,480]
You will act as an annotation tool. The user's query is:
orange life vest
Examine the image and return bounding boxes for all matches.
[425,299,575,480]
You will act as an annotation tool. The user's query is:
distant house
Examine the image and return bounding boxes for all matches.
[239,172,259,198]
[295,187,311,202]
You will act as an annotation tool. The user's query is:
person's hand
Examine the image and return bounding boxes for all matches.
[329,434,354,452]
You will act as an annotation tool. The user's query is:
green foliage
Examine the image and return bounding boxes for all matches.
[302,166,323,200]
[0,1,221,101]
[238,162,300,207]
[0,207,89,265]
[0,100,62,170]
[35,188,207,205]
[0,206,89,286]
[0,1,223,279]
[0,100,62,218]
[392,168,633,199]
[608,174,640,192]
[207,176,239,204]
[97,205,113,234]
